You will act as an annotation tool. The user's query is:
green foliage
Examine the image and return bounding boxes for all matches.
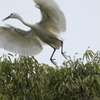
[0,50,100,100]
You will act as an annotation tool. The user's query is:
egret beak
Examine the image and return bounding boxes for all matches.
[2,15,10,21]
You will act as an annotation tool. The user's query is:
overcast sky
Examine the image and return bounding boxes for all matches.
[0,0,100,66]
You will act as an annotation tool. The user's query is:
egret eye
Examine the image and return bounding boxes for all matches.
[10,13,13,16]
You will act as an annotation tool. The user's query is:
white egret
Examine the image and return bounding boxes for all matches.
[0,0,67,65]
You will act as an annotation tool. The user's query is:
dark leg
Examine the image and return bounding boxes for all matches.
[50,48,57,66]
[49,39,67,65]
[60,41,68,60]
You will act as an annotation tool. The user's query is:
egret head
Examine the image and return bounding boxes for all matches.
[2,13,22,21]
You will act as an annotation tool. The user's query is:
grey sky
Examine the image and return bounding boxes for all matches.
[0,0,100,66]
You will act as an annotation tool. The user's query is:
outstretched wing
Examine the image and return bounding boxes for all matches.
[33,0,66,34]
[0,25,43,56]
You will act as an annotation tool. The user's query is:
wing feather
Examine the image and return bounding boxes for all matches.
[33,0,66,34]
[0,25,43,56]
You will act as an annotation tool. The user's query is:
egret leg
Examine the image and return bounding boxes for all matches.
[50,48,57,66]
[49,39,67,65]
[60,41,68,59]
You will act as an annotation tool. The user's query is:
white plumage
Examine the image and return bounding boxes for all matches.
[34,0,66,33]
[0,0,67,65]
[0,25,43,55]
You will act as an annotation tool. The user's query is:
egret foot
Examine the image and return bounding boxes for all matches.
[50,58,57,66]
[61,52,68,60]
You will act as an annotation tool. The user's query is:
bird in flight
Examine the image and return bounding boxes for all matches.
[0,0,67,65]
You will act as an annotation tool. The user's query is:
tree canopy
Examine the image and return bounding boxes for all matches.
[0,50,100,100]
